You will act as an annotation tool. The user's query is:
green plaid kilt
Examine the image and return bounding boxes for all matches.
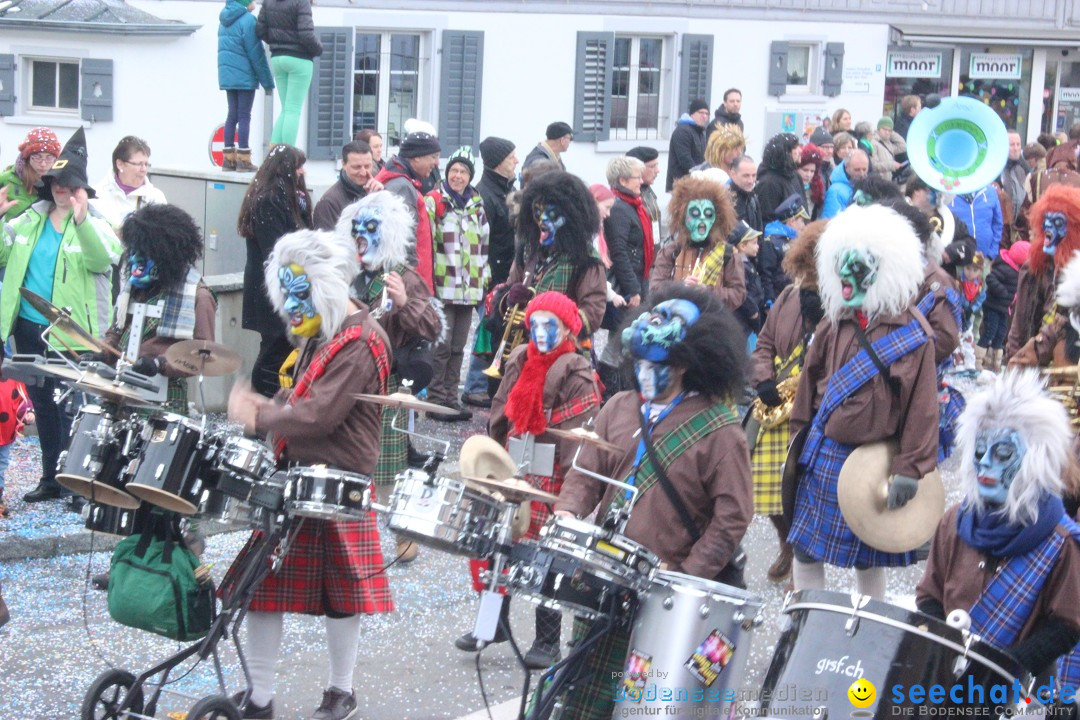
[751,421,788,516]
[374,373,407,486]
[164,378,188,415]
[557,616,631,720]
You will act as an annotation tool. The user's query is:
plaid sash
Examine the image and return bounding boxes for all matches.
[532,248,601,295]
[357,264,409,307]
[116,267,201,341]
[273,324,391,461]
[917,288,966,461]
[610,400,739,512]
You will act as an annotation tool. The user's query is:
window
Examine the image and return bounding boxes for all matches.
[353,31,426,146]
[28,59,79,112]
[610,36,665,140]
[786,44,814,94]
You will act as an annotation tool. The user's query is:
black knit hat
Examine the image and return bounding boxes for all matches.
[38,126,95,201]
[479,136,515,169]
[689,98,709,114]
[626,146,659,163]
[545,121,574,141]
[399,132,441,158]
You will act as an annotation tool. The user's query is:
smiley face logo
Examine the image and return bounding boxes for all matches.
[848,678,876,708]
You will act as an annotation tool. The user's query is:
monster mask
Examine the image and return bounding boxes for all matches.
[279,263,322,338]
[128,253,159,290]
[684,199,716,246]
[624,299,702,363]
[533,203,566,247]
[1043,211,1067,257]
[974,428,1026,506]
[836,248,879,308]
[352,207,382,269]
[528,310,567,354]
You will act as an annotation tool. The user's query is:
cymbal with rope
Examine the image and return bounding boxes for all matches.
[164,339,242,377]
[19,288,121,357]
[461,475,560,504]
[353,392,457,415]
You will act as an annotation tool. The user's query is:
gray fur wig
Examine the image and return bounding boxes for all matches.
[335,191,415,272]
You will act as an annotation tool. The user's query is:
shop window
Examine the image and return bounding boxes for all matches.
[958,47,1032,139]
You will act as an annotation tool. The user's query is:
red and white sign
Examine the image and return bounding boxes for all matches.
[208,124,239,168]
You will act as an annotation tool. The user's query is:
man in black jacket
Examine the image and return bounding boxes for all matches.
[524,121,572,171]
[730,155,763,231]
[666,98,710,191]
[313,141,383,230]
[707,88,744,140]
[477,137,518,287]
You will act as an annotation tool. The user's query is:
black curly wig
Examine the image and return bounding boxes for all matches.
[873,196,935,249]
[620,282,747,403]
[759,133,799,176]
[514,171,601,269]
[119,204,204,290]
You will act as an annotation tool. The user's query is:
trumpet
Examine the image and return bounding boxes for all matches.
[690,242,729,287]
[484,273,532,379]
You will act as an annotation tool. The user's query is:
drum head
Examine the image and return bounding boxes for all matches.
[125,484,198,515]
[57,474,141,510]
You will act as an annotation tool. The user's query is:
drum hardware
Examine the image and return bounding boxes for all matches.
[569,443,638,534]
[507,434,556,478]
[386,469,507,557]
[283,465,374,521]
[353,390,457,416]
[845,593,871,636]
[20,288,122,359]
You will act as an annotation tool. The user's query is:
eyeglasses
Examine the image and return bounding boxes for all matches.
[29,153,56,164]
[122,160,151,169]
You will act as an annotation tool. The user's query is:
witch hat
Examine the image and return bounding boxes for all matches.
[37,126,96,202]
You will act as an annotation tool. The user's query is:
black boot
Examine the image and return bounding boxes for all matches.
[524,606,562,669]
[23,480,63,503]
[454,594,510,651]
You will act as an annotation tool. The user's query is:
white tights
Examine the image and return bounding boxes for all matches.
[791,559,886,599]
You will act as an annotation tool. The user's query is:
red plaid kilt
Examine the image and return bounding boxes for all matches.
[235,512,393,615]
[523,470,562,541]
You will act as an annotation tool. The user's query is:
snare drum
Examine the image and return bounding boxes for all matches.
[84,503,148,537]
[760,589,1032,719]
[215,437,274,485]
[284,466,373,521]
[508,517,659,619]
[197,489,263,530]
[387,470,504,557]
[614,571,763,715]
[126,414,209,515]
[57,405,141,509]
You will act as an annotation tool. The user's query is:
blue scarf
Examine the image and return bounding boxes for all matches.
[956,493,1066,558]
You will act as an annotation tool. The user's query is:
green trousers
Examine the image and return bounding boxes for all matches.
[270,55,314,147]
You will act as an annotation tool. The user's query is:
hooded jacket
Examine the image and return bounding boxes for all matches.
[984,254,1021,315]
[666,114,706,191]
[948,188,1004,260]
[820,161,855,219]
[218,0,275,91]
[758,221,798,305]
[754,168,803,226]
[255,0,321,60]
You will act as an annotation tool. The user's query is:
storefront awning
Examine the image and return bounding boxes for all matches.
[892,24,1080,47]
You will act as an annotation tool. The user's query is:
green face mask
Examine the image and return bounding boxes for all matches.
[684,199,716,245]
[836,248,878,308]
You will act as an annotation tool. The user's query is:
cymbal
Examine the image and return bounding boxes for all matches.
[460,435,518,482]
[19,288,121,357]
[34,362,84,383]
[461,475,560,503]
[75,374,153,405]
[837,440,945,554]
[164,340,242,377]
[353,392,456,415]
[545,427,624,454]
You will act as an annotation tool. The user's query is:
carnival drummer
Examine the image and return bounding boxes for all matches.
[553,283,753,720]
[227,229,393,720]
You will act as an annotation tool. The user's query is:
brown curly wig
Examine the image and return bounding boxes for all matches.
[781,219,827,290]
[1029,185,1080,275]
[666,175,736,249]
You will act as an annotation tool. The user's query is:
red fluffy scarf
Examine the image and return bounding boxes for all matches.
[505,339,576,435]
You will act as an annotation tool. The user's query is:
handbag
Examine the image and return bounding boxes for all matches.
[107,520,215,641]
[394,335,434,392]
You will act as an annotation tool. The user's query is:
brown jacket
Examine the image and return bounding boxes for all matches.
[356,266,441,348]
[507,257,607,336]
[1006,264,1056,362]
[751,284,814,386]
[790,308,939,479]
[256,310,390,476]
[919,265,961,365]
[916,505,1080,640]
[1010,312,1070,367]
[649,237,746,312]
[105,283,217,378]
[555,391,753,579]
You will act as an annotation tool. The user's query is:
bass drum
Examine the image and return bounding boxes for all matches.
[613,571,764,716]
[84,503,151,537]
[760,590,1031,719]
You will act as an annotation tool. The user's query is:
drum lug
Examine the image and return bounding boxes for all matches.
[951,654,970,678]
[662,595,674,610]
[844,614,860,636]
[699,603,710,619]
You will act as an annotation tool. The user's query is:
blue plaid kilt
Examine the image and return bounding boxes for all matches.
[938,385,965,463]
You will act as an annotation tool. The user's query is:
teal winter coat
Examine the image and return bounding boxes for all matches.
[218,0,275,91]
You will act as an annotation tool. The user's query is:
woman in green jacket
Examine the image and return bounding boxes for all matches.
[0,127,60,222]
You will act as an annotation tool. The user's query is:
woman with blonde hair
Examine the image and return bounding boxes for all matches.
[697,123,745,174]
[831,108,852,133]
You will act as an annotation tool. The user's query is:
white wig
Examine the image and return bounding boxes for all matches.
[335,191,415,272]
[690,167,731,187]
[1057,252,1080,309]
[264,229,360,342]
[957,369,1070,525]
[816,204,924,323]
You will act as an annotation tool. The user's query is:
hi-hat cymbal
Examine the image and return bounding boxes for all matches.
[35,363,84,383]
[353,392,456,415]
[75,373,154,405]
[461,475,560,504]
[545,427,624,454]
[19,288,121,357]
[837,440,945,554]
[164,340,242,377]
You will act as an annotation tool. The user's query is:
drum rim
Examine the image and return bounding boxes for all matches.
[543,516,660,564]
[125,483,199,515]
[650,569,765,607]
[288,466,374,482]
[541,535,659,585]
[287,499,368,521]
[394,471,504,507]
[57,474,142,510]
[391,526,494,557]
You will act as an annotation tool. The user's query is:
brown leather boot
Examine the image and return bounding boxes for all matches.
[222,147,237,171]
[767,542,794,581]
[236,148,258,173]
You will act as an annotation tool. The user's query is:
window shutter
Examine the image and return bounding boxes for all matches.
[80,58,113,123]
[0,54,14,117]
[574,32,614,142]
[679,34,713,118]
[307,28,354,161]
[823,42,845,97]
[438,30,484,156]
[768,41,789,96]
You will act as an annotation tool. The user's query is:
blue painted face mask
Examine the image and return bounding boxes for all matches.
[279,263,321,338]
[528,311,565,353]
[1043,211,1067,257]
[623,298,702,362]
[974,428,1025,506]
[533,202,566,247]
[128,253,158,289]
[634,359,672,401]
[352,207,382,268]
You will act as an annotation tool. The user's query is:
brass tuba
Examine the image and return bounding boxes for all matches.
[751,372,801,429]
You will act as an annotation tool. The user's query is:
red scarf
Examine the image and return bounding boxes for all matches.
[375,166,435,293]
[613,188,655,277]
[504,339,576,436]
[962,277,982,303]
[855,310,869,331]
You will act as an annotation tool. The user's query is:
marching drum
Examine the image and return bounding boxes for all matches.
[84,503,148,537]
[284,466,373,521]
[613,571,763,715]
[126,414,210,515]
[760,590,1032,718]
[212,436,275,501]
[508,516,659,619]
[57,405,141,509]
[386,470,505,557]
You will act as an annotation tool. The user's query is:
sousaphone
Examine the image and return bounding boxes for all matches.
[906,95,1009,196]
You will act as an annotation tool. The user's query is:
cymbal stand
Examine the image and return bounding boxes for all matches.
[569,444,639,535]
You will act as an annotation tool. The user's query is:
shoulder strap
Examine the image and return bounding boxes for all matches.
[852,321,900,394]
[638,408,703,543]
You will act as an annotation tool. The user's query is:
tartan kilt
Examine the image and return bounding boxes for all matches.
[751,421,788,516]
[938,386,965,463]
[557,616,632,720]
[524,469,563,541]
[375,374,408,486]
[242,512,393,615]
[788,435,918,568]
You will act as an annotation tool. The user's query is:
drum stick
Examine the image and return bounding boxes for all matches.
[52,333,86,364]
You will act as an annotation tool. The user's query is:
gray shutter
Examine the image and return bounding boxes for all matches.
[438,30,484,156]
[80,58,113,123]
[0,54,14,117]
[823,42,845,97]
[768,41,789,96]
[573,32,614,142]
[307,28,354,161]
[679,34,713,117]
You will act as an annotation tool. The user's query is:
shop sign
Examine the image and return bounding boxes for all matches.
[968,53,1023,80]
[1060,87,1080,103]
[886,51,942,78]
